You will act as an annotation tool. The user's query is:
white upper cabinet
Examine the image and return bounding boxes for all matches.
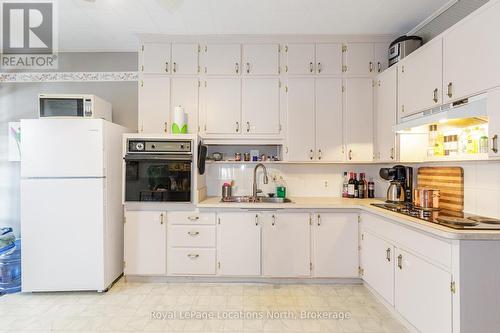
[217,213,261,276]
[286,78,315,161]
[204,78,241,134]
[312,213,358,278]
[171,43,199,75]
[443,0,500,103]
[242,78,281,135]
[140,43,171,74]
[203,44,241,75]
[315,78,344,161]
[487,87,500,159]
[344,43,375,76]
[262,213,311,277]
[395,248,452,333]
[345,78,374,162]
[374,43,389,73]
[171,78,199,134]
[242,44,280,75]
[286,43,316,75]
[138,76,170,133]
[374,67,397,161]
[315,43,343,76]
[398,38,443,116]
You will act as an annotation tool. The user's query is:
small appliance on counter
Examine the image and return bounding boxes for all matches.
[388,35,423,67]
[379,165,413,203]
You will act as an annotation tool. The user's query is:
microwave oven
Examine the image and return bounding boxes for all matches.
[38,94,112,121]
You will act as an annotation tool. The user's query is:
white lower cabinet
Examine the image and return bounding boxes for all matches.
[217,212,261,276]
[262,212,311,277]
[395,248,452,333]
[124,211,166,275]
[312,213,359,277]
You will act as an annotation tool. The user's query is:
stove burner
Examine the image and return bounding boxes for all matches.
[436,217,478,226]
[467,216,500,225]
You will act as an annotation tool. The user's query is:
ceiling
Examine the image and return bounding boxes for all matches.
[57,0,453,52]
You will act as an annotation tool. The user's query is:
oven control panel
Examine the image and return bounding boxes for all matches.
[128,140,192,153]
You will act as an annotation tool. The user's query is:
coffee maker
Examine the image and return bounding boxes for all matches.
[379,165,413,203]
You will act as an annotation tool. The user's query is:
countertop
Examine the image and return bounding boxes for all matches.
[198,196,500,240]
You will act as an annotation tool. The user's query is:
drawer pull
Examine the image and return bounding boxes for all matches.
[187,253,199,259]
[187,216,199,221]
[187,231,200,236]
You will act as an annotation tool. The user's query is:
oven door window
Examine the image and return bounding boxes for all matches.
[125,157,192,202]
[40,98,84,117]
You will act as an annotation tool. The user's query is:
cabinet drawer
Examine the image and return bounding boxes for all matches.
[168,248,216,275]
[167,211,216,225]
[169,225,216,248]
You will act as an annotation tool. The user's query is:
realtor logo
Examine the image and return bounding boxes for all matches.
[1,0,58,69]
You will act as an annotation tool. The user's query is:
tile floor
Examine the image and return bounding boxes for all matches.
[0,278,409,333]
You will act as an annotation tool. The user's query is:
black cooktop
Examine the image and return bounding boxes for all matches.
[371,203,500,230]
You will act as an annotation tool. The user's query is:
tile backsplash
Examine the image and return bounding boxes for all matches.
[205,161,500,218]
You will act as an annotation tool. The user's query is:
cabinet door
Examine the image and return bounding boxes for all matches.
[286,78,315,161]
[286,43,315,75]
[242,44,280,75]
[345,43,374,76]
[443,0,500,103]
[204,78,241,134]
[312,213,358,277]
[171,78,199,134]
[315,78,344,161]
[171,43,199,75]
[315,43,342,76]
[138,76,170,133]
[345,78,374,162]
[487,87,500,159]
[395,248,452,333]
[242,78,280,135]
[374,43,389,73]
[140,43,171,74]
[398,39,442,116]
[204,44,241,75]
[374,67,397,161]
[218,213,261,276]
[262,213,311,277]
[361,231,394,305]
[124,211,166,275]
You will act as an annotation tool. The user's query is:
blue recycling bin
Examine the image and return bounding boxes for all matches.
[0,239,21,294]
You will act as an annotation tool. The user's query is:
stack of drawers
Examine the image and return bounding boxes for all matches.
[167,211,217,275]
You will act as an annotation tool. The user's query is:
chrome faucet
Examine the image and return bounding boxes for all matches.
[253,163,269,198]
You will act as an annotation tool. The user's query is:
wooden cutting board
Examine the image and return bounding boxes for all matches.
[417,167,464,212]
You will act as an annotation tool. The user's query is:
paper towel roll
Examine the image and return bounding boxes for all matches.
[172,106,187,134]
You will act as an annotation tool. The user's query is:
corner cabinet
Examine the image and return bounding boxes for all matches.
[374,66,397,162]
[124,211,166,276]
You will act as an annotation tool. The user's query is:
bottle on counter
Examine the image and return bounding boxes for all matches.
[353,173,359,198]
[342,172,349,198]
[362,173,368,198]
[347,172,356,198]
[357,173,365,199]
[368,178,375,198]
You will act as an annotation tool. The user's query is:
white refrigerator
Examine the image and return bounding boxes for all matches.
[20,119,128,292]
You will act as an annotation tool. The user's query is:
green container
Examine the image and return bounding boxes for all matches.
[276,186,286,198]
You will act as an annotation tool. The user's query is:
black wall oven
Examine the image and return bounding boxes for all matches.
[125,139,193,202]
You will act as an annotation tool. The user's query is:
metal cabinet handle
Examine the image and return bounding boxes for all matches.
[317,214,321,226]
[491,134,498,153]
[271,214,276,226]
[235,62,239,74]
[317,62,322,73]
[318,149,322,160]
[164,122,168,133]
[187,253,199,259]
[377,62,381,73]
[397,254,403,269]
[235,122,239,133]
[187,216,199,221]
[165,62,169,73]
[309,149,314,160]
[447,82,453,98]
[160,213,164,225]
[246,62,250,74]
[173,62,177,73]
[433,88,439,103]
[255,214,259,226]
[188,231,200,236]
[390,147,394,160]
[309,62,314,73]
[246,121,250,133]
[348,150,353,161]
[369,61,373,72]
[386,248,391,262]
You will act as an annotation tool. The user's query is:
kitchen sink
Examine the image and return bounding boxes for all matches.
[221,196,293,204]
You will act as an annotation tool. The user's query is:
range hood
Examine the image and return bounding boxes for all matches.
[393,93,488,133]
